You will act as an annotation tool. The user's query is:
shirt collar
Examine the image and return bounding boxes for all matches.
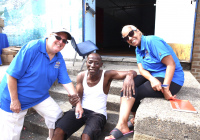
[39,37,48,54]
[137,35,145,51]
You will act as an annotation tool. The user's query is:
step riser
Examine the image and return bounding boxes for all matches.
[2,56,194,140]
[65,58,137,66]
[23,111,135,140]
[66,58,190,70]
[23,60,134,139]
[24,120,133,140]
[67,69,80,77]
[23,119,116,138]
[24,120,48,137]
[49,91,121,112]
[102,61,137,66]
[52,82,122,96]
[24,119,133,140]
[102,61,191,70]
[24,120,81,139]
[52,76,124,97]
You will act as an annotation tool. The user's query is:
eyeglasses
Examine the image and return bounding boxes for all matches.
[123,30,136,42]
[52,33,68,44]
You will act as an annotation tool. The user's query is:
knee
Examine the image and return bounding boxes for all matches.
[53,127,65,136]
[82,133,91,140]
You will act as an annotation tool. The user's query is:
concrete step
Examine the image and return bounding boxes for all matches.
[101,56,137,66]
[20,129,46,140]
[65,60,139,76]
[1,56,197,140]
[65,56,191,70]
[134,71,200,140]
[52,74,125,96]
[49,85,121,112]
[65,56,138,66]
[23,99,134,140]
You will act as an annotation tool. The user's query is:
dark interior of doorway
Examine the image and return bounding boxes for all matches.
[96,0,156,57]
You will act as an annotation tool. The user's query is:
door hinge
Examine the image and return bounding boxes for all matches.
[85,3,96,17]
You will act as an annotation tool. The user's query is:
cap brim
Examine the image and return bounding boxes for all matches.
[52,31,72,40]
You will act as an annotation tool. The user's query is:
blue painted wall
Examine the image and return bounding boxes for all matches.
[1,0,82,46]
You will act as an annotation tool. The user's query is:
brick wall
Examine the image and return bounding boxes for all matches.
[191,1,200,83]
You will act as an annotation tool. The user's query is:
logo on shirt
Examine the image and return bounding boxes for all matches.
[143,50,149,59]
[54,61,60,68]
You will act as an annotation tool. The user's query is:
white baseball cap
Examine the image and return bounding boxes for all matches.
[51,27,72,40]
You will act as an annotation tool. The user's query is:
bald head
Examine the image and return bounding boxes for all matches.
[87,53,102,62]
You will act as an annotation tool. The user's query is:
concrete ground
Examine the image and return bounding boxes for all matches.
[0,58,200,140]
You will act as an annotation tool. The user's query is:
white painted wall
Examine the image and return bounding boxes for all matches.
[45,0,83,59]
[155,0,196,44]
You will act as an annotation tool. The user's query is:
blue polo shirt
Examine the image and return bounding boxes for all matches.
[136,35,184,86]
[0,38,71,112]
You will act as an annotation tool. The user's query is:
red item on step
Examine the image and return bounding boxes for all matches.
[170,99,198,113]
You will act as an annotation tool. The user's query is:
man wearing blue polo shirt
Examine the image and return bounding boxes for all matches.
[0,28,83,140]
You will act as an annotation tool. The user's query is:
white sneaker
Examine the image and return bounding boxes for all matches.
[47,137,51,140]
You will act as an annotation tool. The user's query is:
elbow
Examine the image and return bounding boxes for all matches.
[131,71,137,78]
[128,70,137,78]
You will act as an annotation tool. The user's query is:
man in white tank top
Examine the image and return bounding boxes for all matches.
[52,53,137,140]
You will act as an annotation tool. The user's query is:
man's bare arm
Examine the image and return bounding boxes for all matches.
[105,70,137,98]
[105,70,137,80]
[68,72,84,106]
[76,72,84,100]
[7,74,21,113]
[63,82,83,118]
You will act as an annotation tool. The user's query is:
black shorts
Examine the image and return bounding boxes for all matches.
[55,108,106,140]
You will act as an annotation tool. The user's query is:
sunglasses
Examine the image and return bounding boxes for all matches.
[52,33,68,44]
[123,29,136,42]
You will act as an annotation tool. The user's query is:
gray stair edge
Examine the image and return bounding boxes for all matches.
[64,55,191,70]
[20,129,46,140]
[64,57,190,70]
[64,56,137,63]
[23,108,134,140]
[49,87,121,112]
[65,60,140,75]
[52,74,125,96]
[0,59,196,140]
[58,74,125,87]
[134,71,200,140]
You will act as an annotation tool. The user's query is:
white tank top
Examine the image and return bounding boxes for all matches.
[82,70,108,119]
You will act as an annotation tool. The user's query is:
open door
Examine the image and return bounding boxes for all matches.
[83,0,96,43]
[155,0,196,62]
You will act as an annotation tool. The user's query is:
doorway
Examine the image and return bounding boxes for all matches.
[95,0,156,57]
